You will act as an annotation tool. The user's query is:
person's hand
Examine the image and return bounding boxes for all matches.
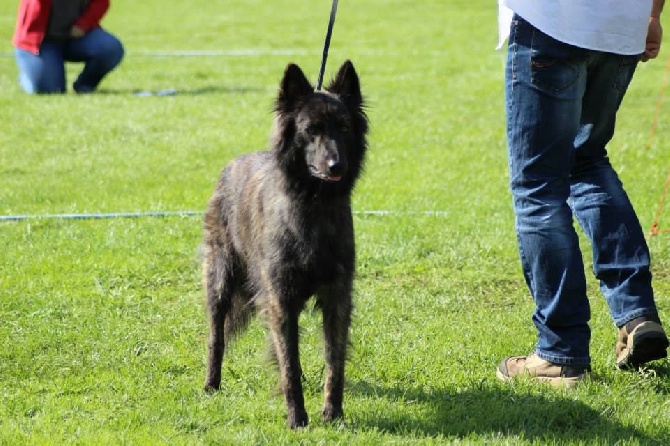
[641,17,663,62]
[70,25,86,38]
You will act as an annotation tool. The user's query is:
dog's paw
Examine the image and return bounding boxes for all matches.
[287,408,309,429]
[203,382,220,393]
[322,404,344,422]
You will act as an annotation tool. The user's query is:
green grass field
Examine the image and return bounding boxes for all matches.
[2,1,670,444]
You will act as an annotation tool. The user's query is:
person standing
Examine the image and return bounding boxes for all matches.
[497,0,669,387]
[12,0,124,94]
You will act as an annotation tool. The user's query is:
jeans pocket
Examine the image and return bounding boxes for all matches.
[531,58,579,94]
[528,27,586,95]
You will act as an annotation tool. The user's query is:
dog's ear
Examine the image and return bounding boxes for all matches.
[276,63,313,114]
[327,60,362,110]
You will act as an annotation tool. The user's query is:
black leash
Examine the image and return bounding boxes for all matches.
[316,0,339,91]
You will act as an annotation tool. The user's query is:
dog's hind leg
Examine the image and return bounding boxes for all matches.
[265,295,309,428]
[203,247,233,392]
[319,283,353,422]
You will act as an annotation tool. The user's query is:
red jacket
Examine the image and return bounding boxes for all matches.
[12,0,110,54]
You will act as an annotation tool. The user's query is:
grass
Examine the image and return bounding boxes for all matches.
[1,0,670,443]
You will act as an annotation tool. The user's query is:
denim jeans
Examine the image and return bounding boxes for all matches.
[506,16,660,365]
[15,28,124,94]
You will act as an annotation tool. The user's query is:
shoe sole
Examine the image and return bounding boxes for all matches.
[617,331,670,370]
[495,369,585,389]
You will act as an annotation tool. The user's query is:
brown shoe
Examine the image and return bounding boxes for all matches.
[496,353,590,388]
[616,316,669,370]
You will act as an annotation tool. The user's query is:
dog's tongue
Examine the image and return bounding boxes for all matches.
[328,175,342,182]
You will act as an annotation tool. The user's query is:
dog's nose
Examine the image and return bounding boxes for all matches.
[328,160,344,176]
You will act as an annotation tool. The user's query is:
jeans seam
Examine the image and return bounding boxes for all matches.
[615,310,659,328]
[535,350,590,365]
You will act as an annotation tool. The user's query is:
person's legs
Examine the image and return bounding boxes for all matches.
[569,53,657,325]
[502,15,668,379]
[569,53,668,368]
[505,16,592,365]
[14,42,67,94]
[64,28,124,92]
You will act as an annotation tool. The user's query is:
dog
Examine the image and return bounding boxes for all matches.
[202,60,368,428]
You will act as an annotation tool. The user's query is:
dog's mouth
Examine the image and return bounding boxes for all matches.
[309,166,343,182]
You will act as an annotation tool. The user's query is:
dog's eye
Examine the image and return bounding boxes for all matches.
[306,125,320,136]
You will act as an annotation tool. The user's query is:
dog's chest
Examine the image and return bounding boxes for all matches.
[280,212,353,281]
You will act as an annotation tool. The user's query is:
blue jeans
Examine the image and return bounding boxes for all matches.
[506,16,660,365]
[15,28,124,94]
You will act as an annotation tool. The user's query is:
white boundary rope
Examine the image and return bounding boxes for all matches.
[0,210,450,222]
[0,49,457,58]
[0,211,202,222]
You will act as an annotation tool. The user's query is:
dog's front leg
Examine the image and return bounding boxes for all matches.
[320,284,352,422]
[267,300,308,428]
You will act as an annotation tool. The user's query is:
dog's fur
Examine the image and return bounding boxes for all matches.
[202,60,368,428]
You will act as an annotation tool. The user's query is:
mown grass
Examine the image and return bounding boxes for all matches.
[1,0,670,444]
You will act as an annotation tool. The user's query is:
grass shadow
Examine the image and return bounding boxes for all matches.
[95,85,265,96]
[643,361,670,380]
[348,380,666,444]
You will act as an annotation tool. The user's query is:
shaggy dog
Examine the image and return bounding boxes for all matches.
[202,60,368,428]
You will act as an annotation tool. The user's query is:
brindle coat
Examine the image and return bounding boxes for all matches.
[202,60,368,428]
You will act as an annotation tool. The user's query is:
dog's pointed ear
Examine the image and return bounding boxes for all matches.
[276,63,313,113]
[327,60,362,109]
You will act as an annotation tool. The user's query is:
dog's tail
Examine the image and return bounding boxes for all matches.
[224,291,256,341]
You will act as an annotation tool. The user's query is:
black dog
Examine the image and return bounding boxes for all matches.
[202,60,368,428]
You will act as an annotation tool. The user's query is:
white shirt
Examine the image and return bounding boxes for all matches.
[498,0,653,55]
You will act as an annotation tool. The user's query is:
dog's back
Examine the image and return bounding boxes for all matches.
[203,60,368,429]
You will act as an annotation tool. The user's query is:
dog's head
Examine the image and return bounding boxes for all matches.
[272,60,368,192]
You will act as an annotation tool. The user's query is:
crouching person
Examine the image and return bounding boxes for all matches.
[12,0,124,94]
